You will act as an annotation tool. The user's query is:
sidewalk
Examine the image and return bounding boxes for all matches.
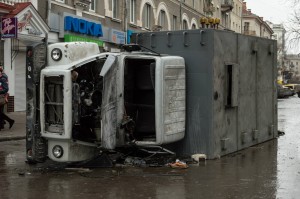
[0,111,26,142]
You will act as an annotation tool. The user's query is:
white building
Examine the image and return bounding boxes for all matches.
[242,2,273,39]
[0,0,49,111]
[230,0,243,33]
[267,22,286,81]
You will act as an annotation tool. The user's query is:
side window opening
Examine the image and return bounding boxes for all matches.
[226,65,233,107]
[225,64,239,107]
[123,58,156,142]
[44,76,64,133]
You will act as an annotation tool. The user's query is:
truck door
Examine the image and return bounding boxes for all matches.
[157,56,186,145]
[101,56,118,149]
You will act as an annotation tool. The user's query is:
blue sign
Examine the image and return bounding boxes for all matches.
[127,30,135,44]
[110,29,125,44]
[64,16,103,37]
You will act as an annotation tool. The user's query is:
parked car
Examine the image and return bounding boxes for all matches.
[277,84,294,98]
[284,84,300,97]
[283,84,296,96]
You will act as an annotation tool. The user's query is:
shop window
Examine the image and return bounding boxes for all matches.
[90,0,95,12]
[130,0,136,23]
[112,0,119,19]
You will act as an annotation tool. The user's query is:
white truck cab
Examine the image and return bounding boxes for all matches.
[26,42,186,163]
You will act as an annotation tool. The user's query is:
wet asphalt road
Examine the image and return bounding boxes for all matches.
[0,96,300,199]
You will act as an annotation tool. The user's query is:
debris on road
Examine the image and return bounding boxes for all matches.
[278,130,285,136]
[168,159,188,169]
[191,154,207,163]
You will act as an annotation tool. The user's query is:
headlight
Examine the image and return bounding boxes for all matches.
[51,48,62,61]
[52,145,63,158]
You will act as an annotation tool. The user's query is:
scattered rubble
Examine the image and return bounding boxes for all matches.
[167,159,188,169]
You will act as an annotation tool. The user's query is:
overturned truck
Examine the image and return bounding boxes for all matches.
[26,29,277,163]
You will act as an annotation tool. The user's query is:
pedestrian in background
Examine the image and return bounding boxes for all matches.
[0,66,14,130]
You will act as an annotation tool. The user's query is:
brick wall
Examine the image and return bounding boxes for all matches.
[7,96,14,112]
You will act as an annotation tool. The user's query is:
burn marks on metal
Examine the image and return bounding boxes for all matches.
[26,43,48,163]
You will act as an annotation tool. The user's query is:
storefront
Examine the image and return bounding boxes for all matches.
[1,3,49,111]
[59,13,126,52]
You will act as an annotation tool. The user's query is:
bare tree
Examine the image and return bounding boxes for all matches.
[286,0,300,52]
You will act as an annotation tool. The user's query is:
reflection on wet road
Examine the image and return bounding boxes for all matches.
[0,97,300,198]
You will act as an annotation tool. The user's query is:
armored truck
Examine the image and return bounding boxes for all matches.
[26,29,277,163]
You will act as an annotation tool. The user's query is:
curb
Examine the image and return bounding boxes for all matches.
[0,136,25,142]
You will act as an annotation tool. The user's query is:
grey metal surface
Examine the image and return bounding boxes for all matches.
[132,29,277,159]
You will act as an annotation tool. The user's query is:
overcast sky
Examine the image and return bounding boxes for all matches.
[244,0,298,53]
[244,0,293,24]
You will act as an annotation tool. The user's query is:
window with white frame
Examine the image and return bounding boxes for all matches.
[143,3,151,29]
[90,0,95,12]
[159,10,166,30]
[130,0,136,23]
[172,15,177,30]
[112,0,119,19]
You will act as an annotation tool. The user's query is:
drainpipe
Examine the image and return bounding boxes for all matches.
[180,0,182,30]
[124,0,128,44]
[47,0,51,25]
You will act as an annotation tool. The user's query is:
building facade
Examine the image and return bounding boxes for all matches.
[267,22,286,82]
[1,0,245,112]
[3,0,285,112]
[230,0,242,33]
[0,0,48,111]
[1,0,282,111]
[242,2,273,39]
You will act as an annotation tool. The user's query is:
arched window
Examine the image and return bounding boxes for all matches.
[143,3,152,29]
[159,10,166,30]
[192,24,196,29]
[183,20,188,30]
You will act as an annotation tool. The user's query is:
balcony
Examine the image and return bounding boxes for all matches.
[203,6,216,13]
[221,0,233,12]
[0,0,29,5]
[74,0,91,10]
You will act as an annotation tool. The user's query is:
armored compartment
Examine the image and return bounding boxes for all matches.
[132,29,277,159]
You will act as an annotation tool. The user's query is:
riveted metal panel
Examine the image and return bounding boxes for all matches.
[133,29,277,159]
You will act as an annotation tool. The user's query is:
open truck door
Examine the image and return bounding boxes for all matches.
[121,55,186,147]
